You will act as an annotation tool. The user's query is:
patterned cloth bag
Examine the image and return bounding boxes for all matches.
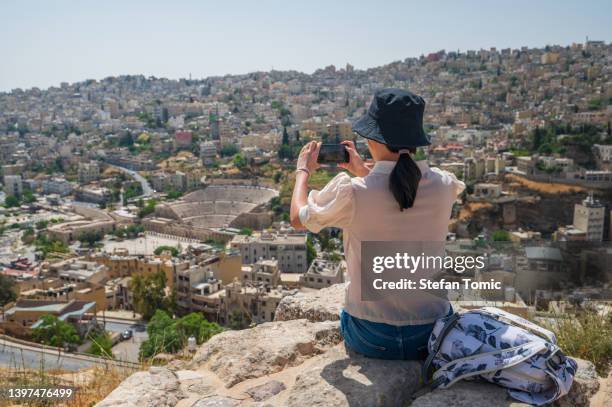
[422,307,577,406]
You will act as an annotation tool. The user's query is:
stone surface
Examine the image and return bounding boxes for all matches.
[190,319,341,387]
[284,344,421,407]
[192,396,239,407]
[274,283,344,322]
[95,367,185,407]
[411,381,528,407]
[176,369,206,381]
[245,380,286,401]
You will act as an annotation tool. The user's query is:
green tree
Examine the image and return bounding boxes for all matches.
[238,228,252,236]
[88,332,113,358]
[273,171,283,183]
[78,230,104,248]
[140,323,181,358]
[35,220,49,230]
[34,234,70,259]
[306,236,317,266]
[130,270,174,320]
[32,315,81,347]
[0,274,17,306]
[233,154,247,169]
[492,230,511,242]
[166,190,183,200]
[174,312,223,344]
[22,190,35,203]
[4,195,20,208]
[138,199,157,218]
[153,245,179,256]
[278,144,294,160]
[220,143,239,157]
[140,310,223,359]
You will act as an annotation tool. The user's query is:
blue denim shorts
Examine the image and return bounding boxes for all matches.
[340,307,453,360]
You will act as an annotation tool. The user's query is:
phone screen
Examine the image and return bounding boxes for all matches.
[317,144,349,165]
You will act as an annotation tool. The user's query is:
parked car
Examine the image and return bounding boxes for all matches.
[121,330,133,340]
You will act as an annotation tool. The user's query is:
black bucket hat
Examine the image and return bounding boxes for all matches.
[352,88,431,148]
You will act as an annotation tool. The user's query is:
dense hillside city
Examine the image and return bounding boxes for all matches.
[0,40,610,399]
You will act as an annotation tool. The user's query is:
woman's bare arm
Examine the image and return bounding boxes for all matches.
[289,141,320,229]
[290,170,309,229]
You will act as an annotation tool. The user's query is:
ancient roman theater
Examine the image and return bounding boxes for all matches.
[143,184,279,242]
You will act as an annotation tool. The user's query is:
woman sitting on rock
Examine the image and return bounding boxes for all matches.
[290,88,465,360]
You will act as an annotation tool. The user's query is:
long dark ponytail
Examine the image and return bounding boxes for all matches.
[388,147,421,211]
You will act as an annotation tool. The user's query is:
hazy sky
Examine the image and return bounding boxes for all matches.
[1,0,610,92]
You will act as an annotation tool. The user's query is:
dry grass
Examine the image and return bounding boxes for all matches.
[458,202,493,221]
[505,173,586,194]
[543,311,612,376]
[0,364,138,407]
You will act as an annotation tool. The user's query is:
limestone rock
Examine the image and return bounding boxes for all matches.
[274,283,345,322]
[190,319,341,387]
[245,380,286,401]
[95,367,185,407]
[284,344,421,407]
[410,381,528,407]
[192,396,239,407]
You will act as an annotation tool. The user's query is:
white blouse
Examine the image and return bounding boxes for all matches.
[299,160,465,325]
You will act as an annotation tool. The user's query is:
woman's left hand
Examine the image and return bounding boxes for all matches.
[296,141,321,173]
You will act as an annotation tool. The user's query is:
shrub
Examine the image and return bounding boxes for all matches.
[140,310,223,359]
[88,332,114,358]
[153,245,179,257]
[544,311,612,376]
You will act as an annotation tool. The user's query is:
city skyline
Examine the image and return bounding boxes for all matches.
[1,0,611,92]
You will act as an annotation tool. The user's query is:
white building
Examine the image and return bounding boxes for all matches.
[43,177,75,196]
[573,193,605,242]
[200,141,217,166]
[78,161,100,184]
[231,233,308,273]
[300,259,344,289]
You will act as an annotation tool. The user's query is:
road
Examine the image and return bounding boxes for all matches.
[103,318,148,363]
[0,337,137,372]
[0,319,147,371]
[107,164,154,196]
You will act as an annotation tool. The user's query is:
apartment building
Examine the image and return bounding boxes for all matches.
[3,174,23,197]
[42,177,74,196]
[219,280,294,324]
[19,281,107,311]
[173,252,242,314]
[242,259,280,286]
[231,233,308,273]
[300,259,344,289]
[326,121,352,141]
[78,161,100,184]
[573,193,605,242]
[48,258,108,285]
[75,186,111,204]
[200,141,217,166]
[2,299,98,337]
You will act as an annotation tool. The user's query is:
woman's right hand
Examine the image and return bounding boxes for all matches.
[296,141,321,174]
[339,140,370,177]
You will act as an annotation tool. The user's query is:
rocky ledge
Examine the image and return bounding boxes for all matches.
[96,284,603,407]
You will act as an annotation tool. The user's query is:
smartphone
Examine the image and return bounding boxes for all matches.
[317,144,349,165]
